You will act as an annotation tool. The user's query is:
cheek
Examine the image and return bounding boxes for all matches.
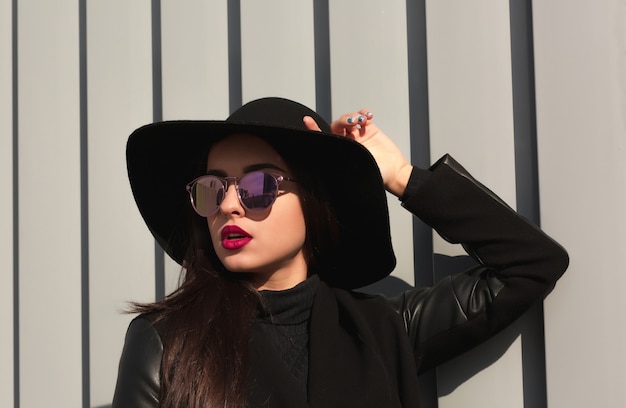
[206,217,221,247]
[278,197,306,240]
[252,196,307,256]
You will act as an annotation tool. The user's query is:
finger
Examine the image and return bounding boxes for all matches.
[330,112,371,135]
[359,109,374,120]
[303,115,322,132]
[347,111,374,129]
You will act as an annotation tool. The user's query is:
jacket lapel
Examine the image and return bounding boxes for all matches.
[307,283,399,408]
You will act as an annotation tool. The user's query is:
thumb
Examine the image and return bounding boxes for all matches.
[303,116,322,132]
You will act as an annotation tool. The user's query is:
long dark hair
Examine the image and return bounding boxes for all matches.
[129,141,339,407]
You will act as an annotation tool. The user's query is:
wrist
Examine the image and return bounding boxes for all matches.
[387,164,413,197]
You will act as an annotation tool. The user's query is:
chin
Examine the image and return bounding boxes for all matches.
[219,257,260,274]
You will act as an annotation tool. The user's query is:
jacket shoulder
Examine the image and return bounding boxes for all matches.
[329,286,404,326]
[112,314,163,407]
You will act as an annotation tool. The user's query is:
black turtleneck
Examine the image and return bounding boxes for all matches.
[258,275,320,397]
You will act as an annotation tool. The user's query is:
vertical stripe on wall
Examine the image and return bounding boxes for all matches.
[508,1,547,408]
[406,2,437,407]
[151,0,165,302]
[312,0,331,121]
[240,0,317,105]
[79,1,90,407]
[11,1,19,406]
[427,2,523,407]
[19,0,83,405]
[227,0,242,112]
[510,0,540,224]
[533,2,626,406]
[87,2,155,405]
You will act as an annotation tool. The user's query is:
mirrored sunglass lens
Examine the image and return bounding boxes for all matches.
[192,176,223,216]
[239,172,278,210]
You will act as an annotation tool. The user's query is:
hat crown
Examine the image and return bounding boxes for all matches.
[226,97,332,133]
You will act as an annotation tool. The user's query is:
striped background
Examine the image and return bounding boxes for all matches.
[1,1,624,407]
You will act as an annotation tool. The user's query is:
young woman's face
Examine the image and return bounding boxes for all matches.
[205,133,307,290]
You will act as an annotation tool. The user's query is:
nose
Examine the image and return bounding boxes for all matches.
[218,184,244,216]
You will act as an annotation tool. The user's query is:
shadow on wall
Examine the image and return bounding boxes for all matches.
[359,254,540,399]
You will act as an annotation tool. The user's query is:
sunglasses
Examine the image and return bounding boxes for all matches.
[186,171,297,217]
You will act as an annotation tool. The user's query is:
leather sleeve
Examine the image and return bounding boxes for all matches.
[112,315,163,408]
[388,154,569,373]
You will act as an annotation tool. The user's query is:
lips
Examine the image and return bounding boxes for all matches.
[221,225,252,250]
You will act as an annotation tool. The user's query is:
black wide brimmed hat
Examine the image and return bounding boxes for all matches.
[126,97,396,289]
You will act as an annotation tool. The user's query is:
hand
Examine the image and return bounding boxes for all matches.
[303,110,413,197]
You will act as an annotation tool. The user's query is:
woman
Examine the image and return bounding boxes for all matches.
[113,97,568,407]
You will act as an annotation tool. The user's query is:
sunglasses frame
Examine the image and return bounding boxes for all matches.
[186,170,296,217]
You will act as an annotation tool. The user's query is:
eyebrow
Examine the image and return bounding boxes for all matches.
[206,162,287,177]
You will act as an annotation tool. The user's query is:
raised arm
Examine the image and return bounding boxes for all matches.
[305,111,569,372]
[392,155,568,371]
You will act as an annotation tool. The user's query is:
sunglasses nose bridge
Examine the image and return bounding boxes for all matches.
[219,176,241,198]
[223,176,240,189]
[218,177,245,213]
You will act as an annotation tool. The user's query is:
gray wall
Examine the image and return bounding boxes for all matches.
[1,0,624,407]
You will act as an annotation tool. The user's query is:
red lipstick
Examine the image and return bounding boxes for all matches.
[221,225,252,250]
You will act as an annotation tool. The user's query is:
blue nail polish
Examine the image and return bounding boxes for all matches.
[347,117,354,124]
[358,116,364,123]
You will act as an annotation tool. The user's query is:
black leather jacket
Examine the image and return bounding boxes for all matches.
[112,154,568,407]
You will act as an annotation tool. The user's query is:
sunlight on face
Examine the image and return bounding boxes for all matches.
[205,133,308,290]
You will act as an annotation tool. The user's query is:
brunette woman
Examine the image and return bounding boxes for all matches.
[112,97,568,407]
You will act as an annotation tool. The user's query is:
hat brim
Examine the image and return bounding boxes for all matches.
[127,106,396,289]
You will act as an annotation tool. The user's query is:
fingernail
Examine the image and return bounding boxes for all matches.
[356,124,362,130]
[357,115,364,123]
[366,112,372,117]
[347,117,354,124]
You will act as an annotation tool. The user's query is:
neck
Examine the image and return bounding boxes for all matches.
[248,257,308,291]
